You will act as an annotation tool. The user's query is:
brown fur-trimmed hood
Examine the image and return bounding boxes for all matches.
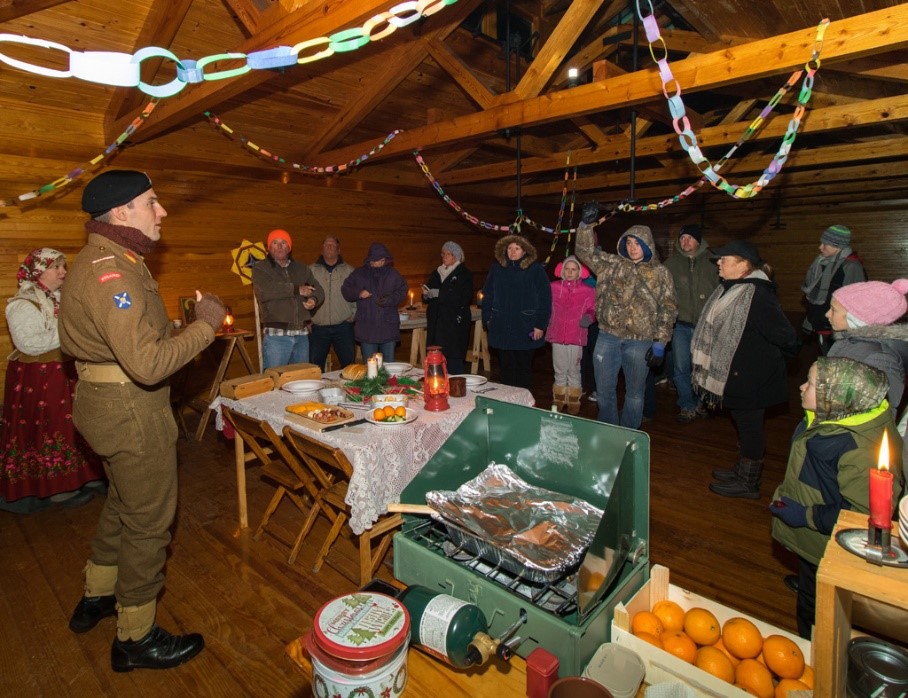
[494,234,538,269]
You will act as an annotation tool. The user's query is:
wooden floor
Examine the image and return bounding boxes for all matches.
[0,344,816,695]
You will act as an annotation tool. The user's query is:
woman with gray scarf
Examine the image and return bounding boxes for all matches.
[801,224,866,355]
[692,240,800,499]
[423,241,473,375]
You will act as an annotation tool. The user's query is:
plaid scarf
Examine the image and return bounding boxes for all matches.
[691,274,764,405]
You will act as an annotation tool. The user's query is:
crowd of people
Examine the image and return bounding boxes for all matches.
[1,168,905,667]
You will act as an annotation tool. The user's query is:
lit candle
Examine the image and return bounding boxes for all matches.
[409,291,414,307]
[372,352,383,370]
[869,431,893,529]
[477,290,484,306]
[367,358,378,379]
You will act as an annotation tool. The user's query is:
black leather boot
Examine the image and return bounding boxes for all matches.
[709,457,763,499]
[111,625,205,672]
[69,595,117,633]
[711,464,739,482]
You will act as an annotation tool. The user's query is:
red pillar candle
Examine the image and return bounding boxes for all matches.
[869,431,893,529]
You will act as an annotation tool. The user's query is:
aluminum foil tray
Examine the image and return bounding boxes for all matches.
[425,463,604,583]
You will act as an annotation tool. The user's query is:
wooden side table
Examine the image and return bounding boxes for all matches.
[193,329,255,441]
[814,509,908,695]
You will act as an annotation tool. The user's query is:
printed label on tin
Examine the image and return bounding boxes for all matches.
[419,595,469,657]
[319,593,407,651]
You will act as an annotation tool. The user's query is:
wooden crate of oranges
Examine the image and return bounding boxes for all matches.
[612,565,813,697]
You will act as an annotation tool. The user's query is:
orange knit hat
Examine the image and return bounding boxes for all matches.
[267,229,292,251]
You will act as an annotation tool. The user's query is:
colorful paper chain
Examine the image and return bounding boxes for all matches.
[0,99,159,208]
[0,0,460,98]
[205,112,402,174]
[635,0,829,200]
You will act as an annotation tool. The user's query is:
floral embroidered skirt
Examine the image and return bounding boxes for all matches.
[0,359,104,501]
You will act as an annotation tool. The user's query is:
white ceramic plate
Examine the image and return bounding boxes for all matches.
[365,408,418,426]
[282,379,323,393]
[384,362,412,376]
[450,374,488,387]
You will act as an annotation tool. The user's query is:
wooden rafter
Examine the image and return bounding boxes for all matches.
[314,6,908,168]
[0,0,70,22]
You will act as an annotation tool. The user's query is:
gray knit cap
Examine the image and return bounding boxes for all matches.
[442,240,464,262]
[820,224,851,248]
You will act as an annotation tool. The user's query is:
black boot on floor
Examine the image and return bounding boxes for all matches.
[709,457,763,499]
[711,466,739,482]
[69,595,117,633]
[111,625,204,672]
[709,479,761,498]
[784,575,799,594]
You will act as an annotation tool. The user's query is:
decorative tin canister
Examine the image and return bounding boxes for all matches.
[306,592,410,698]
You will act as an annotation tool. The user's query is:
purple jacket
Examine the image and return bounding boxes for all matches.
[341,246,407,344]
[545,279,596,346]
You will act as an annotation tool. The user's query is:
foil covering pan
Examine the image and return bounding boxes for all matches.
[425,463,604,583]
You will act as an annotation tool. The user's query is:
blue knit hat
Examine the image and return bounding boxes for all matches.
[820,224,851,248]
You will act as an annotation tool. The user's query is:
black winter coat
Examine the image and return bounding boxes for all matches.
[425,263,473,362]
[721,277,801,410]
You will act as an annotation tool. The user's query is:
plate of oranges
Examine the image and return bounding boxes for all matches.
[367,404,417,425]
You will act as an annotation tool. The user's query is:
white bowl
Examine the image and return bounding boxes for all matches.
[371,394,409,409]
[282,379,323,394]
[900,494,908,522]
[384,362,412,376]
[319,387,344,405]
[398,313,410,322]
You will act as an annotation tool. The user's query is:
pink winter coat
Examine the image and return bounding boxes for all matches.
[546,279,596,346]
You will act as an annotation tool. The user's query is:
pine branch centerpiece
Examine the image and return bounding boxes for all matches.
[343,367,422,403]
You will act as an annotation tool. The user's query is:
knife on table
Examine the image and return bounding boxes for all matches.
[322,418,368,432]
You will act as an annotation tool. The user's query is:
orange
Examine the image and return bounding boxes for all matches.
[694,645,735,683]
[735,685,761,696]
[382,405,395,418]
[661,630,697,664]
[372,408,385,421]
[652,599,686,633]
[631,610,664,639]
[713,637,740,667]
[634,631,662,649]
[722,617,764,659]
[774,678,810,698]
[761,634,805,679]
[735,658,774,698]
[394,405,407,418]
[798,664,814,688]
[684,607,721,646]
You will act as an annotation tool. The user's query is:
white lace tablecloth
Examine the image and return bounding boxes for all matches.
[212,375,534,534]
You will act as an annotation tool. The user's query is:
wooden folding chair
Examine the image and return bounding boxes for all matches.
[282,427,404,586]
[222,407,327,565]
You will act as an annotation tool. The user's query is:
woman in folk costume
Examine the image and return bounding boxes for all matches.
[692,240,800,499]
[545,256,595,414]
[0,248,104,513]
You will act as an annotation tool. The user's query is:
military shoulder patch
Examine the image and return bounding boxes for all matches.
[98,271,122,284]
[113,291,132,309]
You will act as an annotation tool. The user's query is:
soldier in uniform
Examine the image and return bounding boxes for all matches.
[60,170,225,672]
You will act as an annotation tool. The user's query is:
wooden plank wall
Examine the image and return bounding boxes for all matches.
[1,148,906,401]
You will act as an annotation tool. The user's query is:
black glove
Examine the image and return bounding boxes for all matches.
[193,293,226,332]
[581,201,600,225]
[645,342,665,368]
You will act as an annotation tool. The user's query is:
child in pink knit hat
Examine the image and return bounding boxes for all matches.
[826,279,908,413]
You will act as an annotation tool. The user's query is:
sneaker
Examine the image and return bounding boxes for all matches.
[587,391,598,402]
[676,408,698,424]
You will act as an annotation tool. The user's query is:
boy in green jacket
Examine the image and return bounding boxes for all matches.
[770,357,903,638]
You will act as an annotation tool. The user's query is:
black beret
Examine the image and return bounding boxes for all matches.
[81,170,153,216]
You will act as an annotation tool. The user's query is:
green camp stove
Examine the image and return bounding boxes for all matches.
[393,396,650,675]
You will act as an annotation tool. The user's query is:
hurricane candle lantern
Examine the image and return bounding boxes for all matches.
[222,306,235,333]
[423,346,449,411]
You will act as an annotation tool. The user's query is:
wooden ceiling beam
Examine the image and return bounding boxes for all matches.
[513,0,605,100]
[436,93,908,186]
[106,0,410,143]
[315,5,908,169]
[0,0,70,22]
[425,38,497,110]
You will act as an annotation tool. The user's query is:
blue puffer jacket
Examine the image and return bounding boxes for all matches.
[481,234,552,350]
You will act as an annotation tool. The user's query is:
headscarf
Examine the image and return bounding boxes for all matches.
[16,247,65,316]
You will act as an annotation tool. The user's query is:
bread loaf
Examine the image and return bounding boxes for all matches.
[341,363,368,380]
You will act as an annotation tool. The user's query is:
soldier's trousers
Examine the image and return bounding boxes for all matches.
[73,380,178,607]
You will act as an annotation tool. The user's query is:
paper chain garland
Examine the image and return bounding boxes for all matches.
[0,0,459,98]
[633,0,829,201]
[0,99,159,208]
[205,112,402,173]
